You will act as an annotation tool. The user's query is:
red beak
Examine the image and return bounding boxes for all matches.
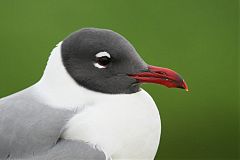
[129,65,188,91]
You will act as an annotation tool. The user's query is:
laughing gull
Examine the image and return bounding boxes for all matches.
[0,28,188,160]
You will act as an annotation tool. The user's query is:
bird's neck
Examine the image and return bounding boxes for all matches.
[32,43,129,110]
[32,42,90,109]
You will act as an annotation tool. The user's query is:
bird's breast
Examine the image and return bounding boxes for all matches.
[62,90,161,160]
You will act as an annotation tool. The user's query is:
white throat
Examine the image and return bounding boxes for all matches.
[32,43,161,160]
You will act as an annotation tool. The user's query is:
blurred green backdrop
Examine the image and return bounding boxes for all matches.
[0,0,238,159]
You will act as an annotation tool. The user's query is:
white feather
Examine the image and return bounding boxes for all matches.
[33,43,161,160]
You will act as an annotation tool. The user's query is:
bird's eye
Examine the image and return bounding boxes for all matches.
[94,52,111,68]
[97,56,111,66]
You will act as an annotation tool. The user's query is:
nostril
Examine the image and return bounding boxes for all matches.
[158,71,167,75]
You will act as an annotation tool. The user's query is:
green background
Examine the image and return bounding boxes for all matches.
[0,0,238,159]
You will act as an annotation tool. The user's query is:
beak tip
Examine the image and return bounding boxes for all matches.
[182,80,189,92]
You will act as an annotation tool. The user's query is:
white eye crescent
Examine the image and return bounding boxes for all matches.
[94,63,107,69]
[94,52,111,69]
[95,52,111,58]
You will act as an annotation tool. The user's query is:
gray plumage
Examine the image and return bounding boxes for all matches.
[0,88,107,160]
[18,140,106,160]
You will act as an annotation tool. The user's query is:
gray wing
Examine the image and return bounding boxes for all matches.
[18,139,107,160]
[0,88,108,160]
